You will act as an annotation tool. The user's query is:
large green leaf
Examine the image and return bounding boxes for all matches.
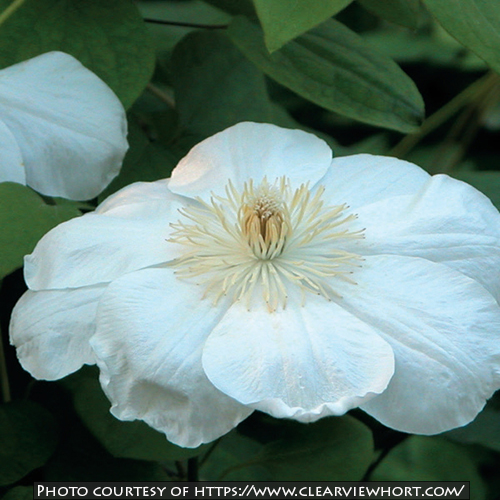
[253,0,353,52]
[0,401,59,486]
[205,415,374,481]
[62,367,207,462]
[423,0,500,75]
[357,0,421,30]
[202,0,256,17]
[137,0,230,54]
[254,417,374,480]
[171,30,275,139]
[0,0,155,108]
[373,436,486,499]
[0,183,81,279]
[228,16,424,132]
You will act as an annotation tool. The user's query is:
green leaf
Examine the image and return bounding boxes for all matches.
[2,486,33,500]
[0,0,155,108]
[372,436,486,499]
[357,0,421,30]
[422,0,500,75]
[206,415,374,481]
[202,0,257,17]
[136,0,231,54]
[203,432,271,480]
[0,183,81,279]
[99,116,179,201]
[228,16,424,132]
[254,417,374,480]
[0,401,59,486]
[253,0,354,52]
[171,30,275,139]
[62,367,207,462]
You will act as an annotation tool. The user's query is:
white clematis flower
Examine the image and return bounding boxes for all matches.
[0,51,128,200]
[9,122,500,448]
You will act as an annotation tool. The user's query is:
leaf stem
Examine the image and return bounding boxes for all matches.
[0,320,12,403]
[390,72,498,159]
[0,0,27,28]
[146,83,176,109]
[143,18,227,30]
[199,438,221,468]
[361,432,408,481]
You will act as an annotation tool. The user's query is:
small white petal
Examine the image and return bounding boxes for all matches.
[202,293,395,421]
[330,255,500,434]
[91,268,252,448]
[320,154,430,209]
[0,51,128,200]
[0,118,26,184]
[353,174,500,301]
[168,122,332,198]
[9,285,105,380]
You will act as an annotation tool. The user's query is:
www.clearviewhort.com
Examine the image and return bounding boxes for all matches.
[196,484,468,497]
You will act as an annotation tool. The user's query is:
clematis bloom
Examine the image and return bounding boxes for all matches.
[9,122,500,448]
[0,51,128,200]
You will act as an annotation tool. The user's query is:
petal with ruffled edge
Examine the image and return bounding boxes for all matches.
[90,267,252,448]
[327,255,500,435]
[9,284,105,380]
[0,51,128,200]
[168,122,332,198]
[25,181,190,290]
[319,154,430,209]
[202,292,395,422]
[346,174,500,302]
[0,119,26,184]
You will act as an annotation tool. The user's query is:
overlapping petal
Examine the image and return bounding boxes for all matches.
[168,122,332,199]
[319,154,430,209]
[327,255,500,434]
[91,268,252,448]
[202,293,394,421]
[24,183,190,290]
[345,174,500,301]
[9,285,105,380]
[0,51,128,200]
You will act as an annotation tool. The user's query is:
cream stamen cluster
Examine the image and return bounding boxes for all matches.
[169,177,363,311]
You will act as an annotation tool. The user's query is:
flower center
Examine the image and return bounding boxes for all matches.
[240,178,290,260]
[168,177,363,311]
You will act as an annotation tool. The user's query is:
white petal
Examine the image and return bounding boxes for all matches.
[95,179,172,216]
[330,255,500,435]
[168,122,332,198]
[320,154,430,209]
[91,268,252,448]
[9,285,105,380]
[0,51,128,200]
[0,118,26,184]
[25,184,189,290]
[202,293,395,422]
[25,217,170,291]
[352,174,500,301]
